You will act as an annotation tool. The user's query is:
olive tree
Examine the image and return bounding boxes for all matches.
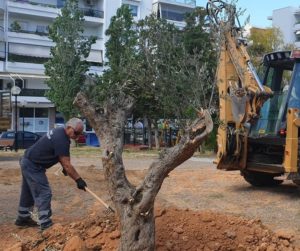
[72,5,214,250]
[44,0,217,247]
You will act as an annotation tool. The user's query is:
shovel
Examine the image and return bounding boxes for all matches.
[54,166,115,214]
[85,187,115,214]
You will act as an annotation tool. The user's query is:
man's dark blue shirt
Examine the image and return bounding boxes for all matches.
[24,127,70,168]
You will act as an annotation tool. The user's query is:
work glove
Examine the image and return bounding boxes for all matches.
[76,177,87,191]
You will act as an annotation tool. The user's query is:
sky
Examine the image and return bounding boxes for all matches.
[196,0,300,28]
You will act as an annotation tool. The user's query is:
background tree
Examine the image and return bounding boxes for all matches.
[44,0,96,120]
[248,27,284,72]
[132,8,217,149]
[133,15,184,149]
[73,5,214,250]
[182,7,218,151]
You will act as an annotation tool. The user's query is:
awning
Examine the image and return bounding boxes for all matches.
[15,96,54,108]
[0,73,49,79]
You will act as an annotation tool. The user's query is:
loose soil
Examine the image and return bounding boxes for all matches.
[1,148,300,251]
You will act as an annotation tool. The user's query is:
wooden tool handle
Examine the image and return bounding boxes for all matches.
[85,187,110,208]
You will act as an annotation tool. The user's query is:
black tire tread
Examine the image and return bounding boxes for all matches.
[241,170,283,187]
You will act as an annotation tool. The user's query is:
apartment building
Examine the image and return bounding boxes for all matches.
[0,0,196,135]
[269,6,300,48]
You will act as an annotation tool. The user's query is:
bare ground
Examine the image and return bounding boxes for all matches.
[1,148,300,250]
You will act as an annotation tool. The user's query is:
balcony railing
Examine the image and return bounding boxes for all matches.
[10,1,104,18]
[80,8,104,18]
[8,53,49,64]
[10,0,57,8]
[157,0,196,7]
[20,88,46,97]
[9,28,49,36]
[9,27,102,41]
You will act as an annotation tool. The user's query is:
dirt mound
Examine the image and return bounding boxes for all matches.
[7,208,298,251]
[156,208,297,251]
[22,213,119,251]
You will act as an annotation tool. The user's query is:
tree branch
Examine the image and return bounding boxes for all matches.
[73,92,106,138]
[134,110,213,214]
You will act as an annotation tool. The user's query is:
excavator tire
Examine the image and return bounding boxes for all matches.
[241,170,283,187]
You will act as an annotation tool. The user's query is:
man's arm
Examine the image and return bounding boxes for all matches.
[59,156,87,190]
[59,156,80,181]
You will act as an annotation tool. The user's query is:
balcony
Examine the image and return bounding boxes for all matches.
[90,38,103,50]
[6,61,45,75]
[8,30,53,48]
[87,65,103,75]
[81,8,104,18]
[9,28,49,37]
[10,0,57,8]
[0,0,5,11]
[8,1,104,23]
[0,61,4,71]
[8,0,58,19]
[8,53,49,64]
[294,22,300,31]
[20,88,46,97]
[0,25,4,41]
[161,9,186,22]
[152,0,196,7]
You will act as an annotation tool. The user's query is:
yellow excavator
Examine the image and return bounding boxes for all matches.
[207,0,300,186]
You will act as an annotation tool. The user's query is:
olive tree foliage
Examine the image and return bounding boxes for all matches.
[44,0,96,120]
[73,5,214,251]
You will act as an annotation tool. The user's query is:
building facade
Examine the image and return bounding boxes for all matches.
[0,0,196,135]
[269,6,300,48]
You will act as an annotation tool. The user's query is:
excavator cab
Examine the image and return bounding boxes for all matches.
[250,51,295,139]
[242,51,300,185]
[245,52,295,173]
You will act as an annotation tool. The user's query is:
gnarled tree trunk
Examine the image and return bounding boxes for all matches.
[75,92,213,251]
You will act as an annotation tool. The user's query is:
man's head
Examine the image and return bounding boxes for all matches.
[65,118,84,139]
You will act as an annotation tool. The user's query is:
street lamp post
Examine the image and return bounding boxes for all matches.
[11,86,21,152]
[20,100,27,149]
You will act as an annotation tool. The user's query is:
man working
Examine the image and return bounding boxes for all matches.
[15,118,87,230]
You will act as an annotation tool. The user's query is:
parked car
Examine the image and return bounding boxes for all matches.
[0,131,41,150]
[76,133,86,145]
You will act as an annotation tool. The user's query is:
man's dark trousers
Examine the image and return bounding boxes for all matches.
[18,157,52,226]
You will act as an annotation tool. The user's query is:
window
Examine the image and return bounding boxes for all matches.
[24,132,37,140]
[5,132,15,138]
[124,4,138,17]
[20,108,33,117]
[36,108,48,118]
[57,0,66,8]
[36,25,49,34]
[15,79,25,89]
[85,0,95,6]
[161,10,185,22]
[19,108,49,133]
[250,65,294,137]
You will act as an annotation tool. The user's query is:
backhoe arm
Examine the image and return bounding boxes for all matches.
[207,0,272,170]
